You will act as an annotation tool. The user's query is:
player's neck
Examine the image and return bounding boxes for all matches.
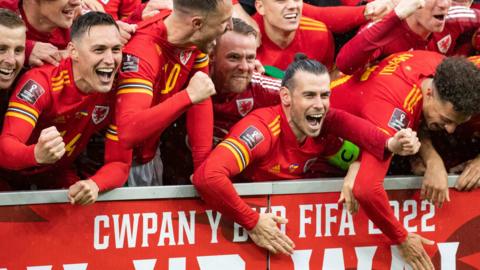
[164,14,194,47]
[263,22,296,49]
[282,105,307,144]
[22,1,57,33]
[72,64,93,94]
[405,17,432,40]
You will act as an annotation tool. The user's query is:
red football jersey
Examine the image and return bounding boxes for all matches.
[0,57,131,191]
[97,0,140,20]
[254,15,335,70]
[213,73,281,139]
[116,11,212,167]
[330,50,444,244]
[429,6,480,55]
[337,7,480,75]
[193,105,391,229]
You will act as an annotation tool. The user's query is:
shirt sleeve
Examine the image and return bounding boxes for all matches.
[0,72,49,170]
[335,10,402,75]
[322,109,390,160]
[90,121,133,192]
[353,152,408,243]
[192,115,272,230]
[302,3,368,33]
[115,34,193,149]
[186,53,213,169]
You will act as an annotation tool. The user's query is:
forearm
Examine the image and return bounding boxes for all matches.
[326,109,390,160]
[303,4,368,33]
[118,91,192,149]
[354,152,408,243]
[192,153,259,230]
[418,137,444,169]
[335,11,401,74]
[187,98,213,169]
[0,135,37,170]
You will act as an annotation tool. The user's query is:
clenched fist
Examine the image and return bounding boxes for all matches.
[34,126,65,164]
[186,71,216,104]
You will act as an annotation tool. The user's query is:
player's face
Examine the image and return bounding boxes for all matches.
[287,71,330,140]
[193,0,233,53]
[413,0,450,33]
[423,92,470,134]
[37,0,82,29]
[211,31,257,94]
[72,25,122,93]
[0,25,25,90]
[257,0,302,33]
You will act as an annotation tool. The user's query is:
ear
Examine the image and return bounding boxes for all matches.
[280,86,291,106]
[255,0,265,16]
[191,16,204,31]
[68,42,78,61]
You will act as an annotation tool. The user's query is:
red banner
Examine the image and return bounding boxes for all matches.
[1,189,480,269]
[0,197,268,269]
[270,189,480,269]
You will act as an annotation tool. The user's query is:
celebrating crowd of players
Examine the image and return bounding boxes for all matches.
[0,0,480,268]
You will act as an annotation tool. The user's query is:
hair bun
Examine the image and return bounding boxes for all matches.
[294,53,308,62]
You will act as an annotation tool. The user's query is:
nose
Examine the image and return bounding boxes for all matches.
[3,50,15,65]
[312,96,326,111]
[286,0,301,9]
[225,18,233,32]
[103,50,115,65]
[445,123,457,134]
[238,58,249,72]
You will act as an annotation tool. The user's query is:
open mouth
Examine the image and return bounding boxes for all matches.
[306,113,324,128]
[433,14,446,21]
[283,13,298,22]
[95,68,114,83]
[0,67,15,79]
[62,8,75,18]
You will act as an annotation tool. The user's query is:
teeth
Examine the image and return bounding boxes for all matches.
[0,68,13,75]
[284,14,297,19]
[97,68,113,73]
[309,114,323,118]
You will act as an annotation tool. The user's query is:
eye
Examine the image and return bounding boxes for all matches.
[321,91,331,98]
[15,47,25,55]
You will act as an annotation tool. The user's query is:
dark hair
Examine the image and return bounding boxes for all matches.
[281,53,328,89]
[433,57,480,116]
[0,8,25,29]
[231,17,257,38]
[70,11,118,41]
[173,0,222,13]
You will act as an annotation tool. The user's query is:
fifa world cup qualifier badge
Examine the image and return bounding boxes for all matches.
[17,80,45,105]
[239,126,264,150]
[388,108,409,131]
[121,54,139,73]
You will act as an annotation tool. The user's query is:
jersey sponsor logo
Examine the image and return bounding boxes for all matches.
[303,157,318,173]
[122,54,139,73]
[236,98,254,117]
[239,126,264,150]
[17,80,44,105]
[92,105,110,125]
[388,108,409,131]
[180,50,193,66]
[437,34,452,54]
